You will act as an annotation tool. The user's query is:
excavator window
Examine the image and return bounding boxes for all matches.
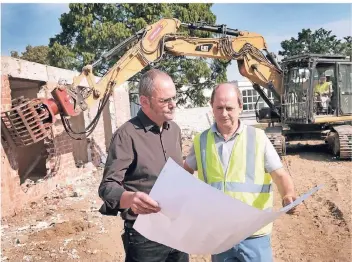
[338,64,352,115]
[282,66,310,121]
[313,64,336,115]
[287,67,310,97]
[339,64,352,94]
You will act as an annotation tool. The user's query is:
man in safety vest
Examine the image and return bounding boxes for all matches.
[184,82,300,262]
[314,76,332,95]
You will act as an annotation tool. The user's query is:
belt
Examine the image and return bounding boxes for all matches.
[124,220,136,229]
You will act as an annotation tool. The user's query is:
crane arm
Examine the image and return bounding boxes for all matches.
[163,34,283,97]
[1,18,283,146]
[65,18,283,115]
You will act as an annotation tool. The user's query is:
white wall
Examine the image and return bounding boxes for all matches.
[174,106,259,133]
[174,107,213,133]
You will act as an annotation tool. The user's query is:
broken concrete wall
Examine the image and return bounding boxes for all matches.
[1,57,131,217]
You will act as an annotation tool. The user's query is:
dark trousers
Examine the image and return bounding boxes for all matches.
[122,220,189,262]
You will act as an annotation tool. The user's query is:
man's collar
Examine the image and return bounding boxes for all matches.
[137,109,170,132]
[210,120,244,138]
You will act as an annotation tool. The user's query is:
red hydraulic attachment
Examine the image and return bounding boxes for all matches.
[1,87,78,147]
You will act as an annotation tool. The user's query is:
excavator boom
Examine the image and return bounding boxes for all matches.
[1,18,283,147]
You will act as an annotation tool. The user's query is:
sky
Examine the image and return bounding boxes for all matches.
[1,3,351,81]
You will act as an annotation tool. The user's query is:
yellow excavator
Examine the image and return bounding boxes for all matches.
[1,18,352,159]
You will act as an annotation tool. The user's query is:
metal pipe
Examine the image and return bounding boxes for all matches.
[181,22,240,36]
[91,29,145,68]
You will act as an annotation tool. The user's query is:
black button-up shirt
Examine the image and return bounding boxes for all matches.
[98,109,183,220]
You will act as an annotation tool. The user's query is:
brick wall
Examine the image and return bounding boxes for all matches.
[0,77,79,216]
[1,75,19,214]
[1,57,131,217]
[1,75,12,112]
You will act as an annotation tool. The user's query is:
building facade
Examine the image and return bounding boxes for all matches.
[236,80,274,114]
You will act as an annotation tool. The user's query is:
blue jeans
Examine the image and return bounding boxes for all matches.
[122,221,189,262]
[211,235,273,262]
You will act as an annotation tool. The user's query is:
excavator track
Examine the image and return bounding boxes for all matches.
[329,125,352,160]
[267,133,286,157]
[265,126,286,157]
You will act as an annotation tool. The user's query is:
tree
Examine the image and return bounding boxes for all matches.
[49,3,228,106]
[279,28,348,58]
[341,36,352,58]
[10,45,50,65]
[47,42,78,69]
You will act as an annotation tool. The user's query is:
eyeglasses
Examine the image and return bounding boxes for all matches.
[151,96,177,104]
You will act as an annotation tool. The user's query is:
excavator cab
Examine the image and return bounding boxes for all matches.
[263,54,352,159]
[281,54,352,124]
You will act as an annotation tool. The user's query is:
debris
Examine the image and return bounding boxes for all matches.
[59,246,67,254]
[21,179,36,192]
[63,238,73,246]
[68,249,79,259]
[47,205,58,211]
[29,202,38,209]
[46,210,55,216]
[71,191,79,197]
[15,235,29,244]
[17,225,30,232]
[22,255,32,262]
[32,221,53,230]
[86,249,98,254]
[83,162,97,173]
[98,226,106,233]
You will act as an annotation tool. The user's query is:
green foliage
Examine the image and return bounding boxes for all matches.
[10,45,50,65]
[47,42,78,69]
[211,59,230,84]
[49,3,227,106]
[279,28,350,58]
[341,36,352,57]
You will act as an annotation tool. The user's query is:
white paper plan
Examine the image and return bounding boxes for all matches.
[133,158,322,255]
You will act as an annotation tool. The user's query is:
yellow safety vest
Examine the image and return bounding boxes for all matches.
[315,82,329,93]
[194,125,273,236]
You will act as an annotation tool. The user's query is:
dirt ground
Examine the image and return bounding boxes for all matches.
[1,140,351,262]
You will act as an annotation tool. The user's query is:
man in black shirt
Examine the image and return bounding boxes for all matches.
[98,69,188,262]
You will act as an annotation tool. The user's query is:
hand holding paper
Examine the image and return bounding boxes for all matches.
[133,158,321,255]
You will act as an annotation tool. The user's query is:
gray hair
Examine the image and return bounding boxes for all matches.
[138,69,171,97]
[210,82,243,106]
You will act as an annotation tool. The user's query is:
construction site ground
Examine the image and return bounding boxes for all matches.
[1,140,351,262]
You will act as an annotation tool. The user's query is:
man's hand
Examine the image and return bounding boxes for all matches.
[282,195,300,215]
[270,168,301,215]
[130,192,161,215]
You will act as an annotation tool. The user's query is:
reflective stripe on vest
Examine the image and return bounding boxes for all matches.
[194,125,273,236]
[197,125,272,194]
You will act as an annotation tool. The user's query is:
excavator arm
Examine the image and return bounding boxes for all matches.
[164,32,283,95]
[1,18,283,147]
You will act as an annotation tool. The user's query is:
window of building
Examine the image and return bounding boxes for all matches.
[241,88,274,112]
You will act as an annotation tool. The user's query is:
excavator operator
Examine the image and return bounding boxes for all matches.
[314,74,333,114]
[314,75,331,95]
